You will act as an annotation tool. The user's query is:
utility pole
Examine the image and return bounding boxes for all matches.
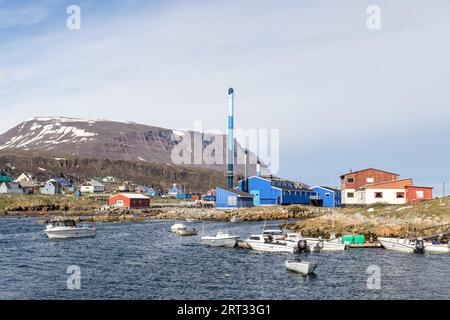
[444,181,446,198]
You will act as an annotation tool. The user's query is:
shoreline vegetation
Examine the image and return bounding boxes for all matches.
[1,194,449,238]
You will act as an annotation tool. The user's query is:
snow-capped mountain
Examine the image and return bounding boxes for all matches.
[0,117,264,175]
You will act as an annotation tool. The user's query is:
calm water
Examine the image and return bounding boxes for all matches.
[0,217,449,300]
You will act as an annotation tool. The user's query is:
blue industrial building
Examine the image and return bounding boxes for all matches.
[215,187,254,208]
[310,186,342,207]
[236,176,314,206]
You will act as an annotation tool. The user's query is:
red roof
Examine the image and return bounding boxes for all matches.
[340,168,400,179]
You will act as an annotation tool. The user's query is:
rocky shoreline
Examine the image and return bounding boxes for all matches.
[3,195,449,239]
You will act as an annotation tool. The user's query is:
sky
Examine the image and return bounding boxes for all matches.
[0,0,449,193]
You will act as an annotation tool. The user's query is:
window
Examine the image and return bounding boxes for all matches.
[116,199,124,206]
[366,177,374,183]
[375,192,383,198]
[347,177,355,183]
[416,191,424,199]
[347,192,354,198]
[228,195,237,205]
[396,192,405,199]
[325,193,330,197]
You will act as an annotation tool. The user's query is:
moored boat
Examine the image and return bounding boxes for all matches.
[201,232,239,247]
[176,227,198,236]
[424,241,450,253]
[378,237,425,254]
[44,219,96,239]
[171,223,187,232]
[285,259,317,275]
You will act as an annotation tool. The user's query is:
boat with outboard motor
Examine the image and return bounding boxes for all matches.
[44,218,96,239]
[201,231,239,247]
[378,237,425,253]
[244,233,310,253]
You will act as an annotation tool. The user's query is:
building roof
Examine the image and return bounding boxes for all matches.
[218,187,254,197]
[363,178,413,189]
[112,193,150,199]
[18,181,36,188]
[1,182,20,189]
[405,185,434,189]
[311,186,341,193]
[340,168,400,179]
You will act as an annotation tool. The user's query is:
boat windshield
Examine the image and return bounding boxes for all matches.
[52,220,76,227]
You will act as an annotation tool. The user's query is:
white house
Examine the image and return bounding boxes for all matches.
[15,172,37,184]
[80,180,106,193]
[0,182,23,194]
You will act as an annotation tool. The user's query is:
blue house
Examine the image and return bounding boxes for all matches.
[310,186,342,207]
[168,184,183,197]
[52,177,74,191]
[216,187,254,208]
[236,176,314,206]
[41,180,63,195]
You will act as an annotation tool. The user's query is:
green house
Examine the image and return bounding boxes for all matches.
[0,170,13,183]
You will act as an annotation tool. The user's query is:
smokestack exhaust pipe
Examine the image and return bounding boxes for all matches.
[227,88,234,188]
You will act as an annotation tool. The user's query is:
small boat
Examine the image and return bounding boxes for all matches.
[424,241,450,253]
[176,227,198,236]
[378,237,425,254]
[44,219,96,239]
[171,223,187,232]
[285,259,317,275]
[230,216,241,223]
[245,234,304,253]
[282,233,346,252]
[185,218,197,223]
[201,232,239,247]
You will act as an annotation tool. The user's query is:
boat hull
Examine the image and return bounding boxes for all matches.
[45,228,96,239]
[247,241,294,253]
[201,237,238,247]
[378,237,415,253]
[285,260,316,275]
[425,243,450,253]
[176,229,198,236]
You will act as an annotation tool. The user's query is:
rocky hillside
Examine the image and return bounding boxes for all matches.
[0,117,267,175]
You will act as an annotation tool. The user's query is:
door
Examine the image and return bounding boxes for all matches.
[250,190,260,206]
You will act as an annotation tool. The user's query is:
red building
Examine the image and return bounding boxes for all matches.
[109,193,150,208]
[341,168,399,189]
[405,186,433,203]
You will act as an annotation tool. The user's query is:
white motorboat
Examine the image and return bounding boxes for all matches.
[44,219,96,239]
[201,232,239,247]
[424,241,450,253]
[244,234,307,253]
[285,259,317,275]
[378,237,425,254]
[171,223,187,232]
[283,233,346,252]
[176,227,198,236]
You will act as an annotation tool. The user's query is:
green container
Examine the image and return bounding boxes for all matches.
[342,235,354,244]
[342,234,365,244]
[353,235,365,244]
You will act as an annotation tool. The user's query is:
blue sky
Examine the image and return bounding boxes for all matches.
[0,0,449,193]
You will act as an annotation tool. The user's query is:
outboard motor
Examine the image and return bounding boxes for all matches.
[413,239,425,254]
[313,241,323,252]
[296,240,308,253]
